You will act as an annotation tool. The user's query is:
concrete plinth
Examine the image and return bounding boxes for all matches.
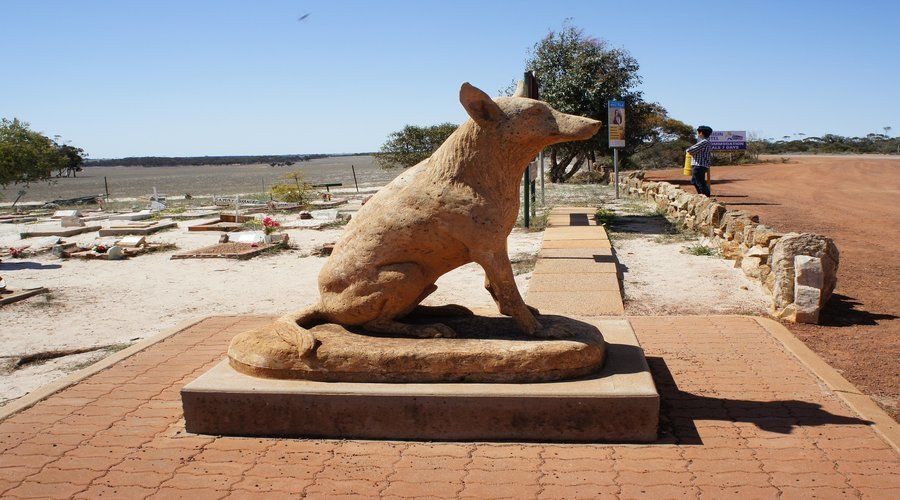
[182,319,658,442]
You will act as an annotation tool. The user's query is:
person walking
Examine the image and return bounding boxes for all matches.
[686,125,713,196]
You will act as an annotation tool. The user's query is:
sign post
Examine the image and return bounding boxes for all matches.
[608,100,626,198]
[522,71,539,227]
[708,130,746,188]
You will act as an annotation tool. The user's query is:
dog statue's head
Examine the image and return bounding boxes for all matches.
[459,82,601,148]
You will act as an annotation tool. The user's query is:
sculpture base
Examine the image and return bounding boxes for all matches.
[182,318,659,442]
[227,311,606,383]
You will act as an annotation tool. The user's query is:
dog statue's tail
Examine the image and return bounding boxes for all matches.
[272,305,325,358]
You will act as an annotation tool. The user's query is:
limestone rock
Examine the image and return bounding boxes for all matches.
[741,255,764,279]
[795,255,825,289]
[753,225,783,247]
[793,284,822,323]
[770,233,839,322]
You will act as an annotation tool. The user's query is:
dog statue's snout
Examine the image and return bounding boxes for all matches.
[551,111,602,142]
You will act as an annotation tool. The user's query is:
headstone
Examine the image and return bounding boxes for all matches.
[53,210,81,218]
[31,236,62,248]
[61,216,86,228]
[229,231,266,244]
[117,235,146,247]
[311,209,339,220]
[149,200,167,212]
[110,210,152,221]
[106,246,125,260]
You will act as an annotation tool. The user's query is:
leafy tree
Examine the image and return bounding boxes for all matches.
[374,123,457,169]
[58,144,86,177]
[524,23,665,182]
[0,118,68,189]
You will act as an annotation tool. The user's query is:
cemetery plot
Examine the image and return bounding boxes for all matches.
[0,214,37,224]
[188,213,254,232]
[98,220,177,236]
[62,242,175,260]
[19,224,101,238]
[171,241,284,260]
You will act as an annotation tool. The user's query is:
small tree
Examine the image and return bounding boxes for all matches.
[270,171,313,204]
[374,123,457,169]
[58,144,86,177]
[524,22,665,182]
[0,118,69,189]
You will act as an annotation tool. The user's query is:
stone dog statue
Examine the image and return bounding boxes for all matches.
[230,82,601,365]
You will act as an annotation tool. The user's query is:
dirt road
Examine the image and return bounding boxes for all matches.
[646,155,900,419]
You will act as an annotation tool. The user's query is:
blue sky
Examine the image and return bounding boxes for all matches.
[3,0,898,158]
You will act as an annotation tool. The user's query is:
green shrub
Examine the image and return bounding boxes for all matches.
[685,243,716,256]
[594,208,615,226]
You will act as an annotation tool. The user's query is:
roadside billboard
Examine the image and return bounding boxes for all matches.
[608,100,625,148]
[710,130,747,150]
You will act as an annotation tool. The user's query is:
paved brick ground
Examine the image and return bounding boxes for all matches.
[1,314,897,499]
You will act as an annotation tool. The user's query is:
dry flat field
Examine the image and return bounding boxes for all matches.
[646,155,900,419]
[0,155,397,203]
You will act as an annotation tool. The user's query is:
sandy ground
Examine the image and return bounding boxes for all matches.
[645,155,900,419]
[0,211,542,404]
[603,196,768,316]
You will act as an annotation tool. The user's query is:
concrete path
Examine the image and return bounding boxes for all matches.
[1,315,897,498]
[526,207,625,316]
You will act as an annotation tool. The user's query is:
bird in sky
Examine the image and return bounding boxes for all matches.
[298,13,310,22]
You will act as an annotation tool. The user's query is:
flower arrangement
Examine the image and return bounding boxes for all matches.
[8,246,29,258]
[262,217,281,235]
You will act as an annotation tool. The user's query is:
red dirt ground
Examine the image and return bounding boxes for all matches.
[645,155,900,421]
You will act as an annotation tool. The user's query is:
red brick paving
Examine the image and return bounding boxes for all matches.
[1,315,898,499]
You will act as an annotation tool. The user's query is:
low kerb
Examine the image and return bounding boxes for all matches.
[182,317,659,442]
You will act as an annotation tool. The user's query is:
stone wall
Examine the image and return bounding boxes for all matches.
[615,172,839,324]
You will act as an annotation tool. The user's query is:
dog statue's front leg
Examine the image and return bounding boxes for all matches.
[474,249,541,335]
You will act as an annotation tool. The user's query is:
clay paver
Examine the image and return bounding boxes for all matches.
[532,258,618,274]
[547,216,600,227]
[526,290,625,316]
[541,239,612,249]
[2,315,896,499]
[538,247,614,259]
[528,273,621,292]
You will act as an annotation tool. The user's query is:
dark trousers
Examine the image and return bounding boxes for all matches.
[691,165,711,196]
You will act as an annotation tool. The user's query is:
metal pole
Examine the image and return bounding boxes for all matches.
[614,148,620,199]
[523,169,530,228]
[104,176,109,201]
[351,165,359,193]
[539,151,545,204]
[530,179,536,218]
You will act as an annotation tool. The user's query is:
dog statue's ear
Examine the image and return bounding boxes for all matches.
[460,82,502,124]
[513,80,527,98]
